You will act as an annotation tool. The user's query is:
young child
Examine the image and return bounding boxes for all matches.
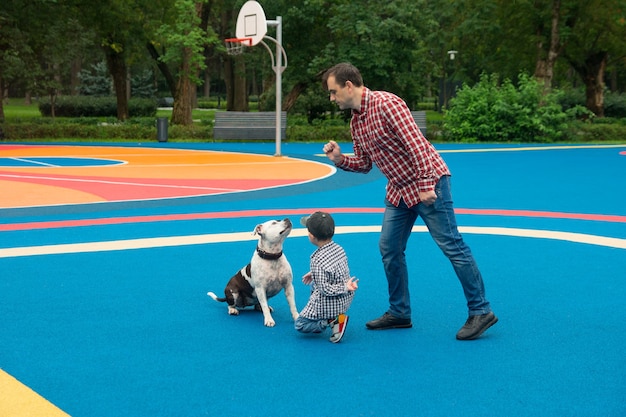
[295,211,358,343]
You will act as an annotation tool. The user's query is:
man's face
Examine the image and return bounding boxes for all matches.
[326,75,353,110]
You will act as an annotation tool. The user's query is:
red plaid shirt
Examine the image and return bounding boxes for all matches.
[336,87,451,208]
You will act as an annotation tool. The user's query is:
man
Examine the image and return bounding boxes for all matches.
[321,62,497,340]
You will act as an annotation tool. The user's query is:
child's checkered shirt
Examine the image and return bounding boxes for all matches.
[299,241,355,320]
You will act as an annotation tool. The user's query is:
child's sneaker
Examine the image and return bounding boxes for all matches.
[329,314,349,343]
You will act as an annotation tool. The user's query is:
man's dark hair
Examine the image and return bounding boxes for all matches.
[322,63,364,90]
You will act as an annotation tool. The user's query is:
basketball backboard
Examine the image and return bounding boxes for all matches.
[235,1,267,46]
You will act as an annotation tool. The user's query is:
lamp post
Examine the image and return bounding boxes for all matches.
[442,50,458,110]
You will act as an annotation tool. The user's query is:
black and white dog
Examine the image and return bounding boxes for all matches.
[208,218,299,327]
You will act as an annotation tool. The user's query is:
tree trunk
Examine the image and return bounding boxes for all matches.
[224,58,234,108]
[147,42,177,98]
[534,0,561,94]
[49,90,56,118]
[580,51,608,117]
[204,71,210,98]
[223,56,248,111]
[70,59,81,95]
[171,2,207,125]
[104,47,129,121]
[0,76,5,122]
[172,47,194,125]
[283,81,308,112]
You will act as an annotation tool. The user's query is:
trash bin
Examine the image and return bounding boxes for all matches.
[157,117,168,142]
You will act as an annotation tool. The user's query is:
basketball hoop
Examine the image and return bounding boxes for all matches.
[225,37,252,55]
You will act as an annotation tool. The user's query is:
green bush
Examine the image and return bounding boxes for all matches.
[604,92,626,118]
[3,104,623,143]
[558,87,586,112]
[284,114,350,142]
[559,88,626,119]
[197,99,222,109]
[444,73,572,142]
[567,119,626,141]
[38,96,157,118]
[416,101,437,111]
[0,118,211,140]
[287,124,351,142]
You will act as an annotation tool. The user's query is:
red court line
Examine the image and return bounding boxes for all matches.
[455,208,626,223]
[1,173,302,198]
[1,208,625,232]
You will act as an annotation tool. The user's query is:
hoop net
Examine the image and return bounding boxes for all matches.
[225,38,252,55]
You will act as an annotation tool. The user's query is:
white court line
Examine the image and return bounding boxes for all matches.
[8,157,59,167]
[0,226,624,259]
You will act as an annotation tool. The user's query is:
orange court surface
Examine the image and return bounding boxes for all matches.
[0,144,334,209]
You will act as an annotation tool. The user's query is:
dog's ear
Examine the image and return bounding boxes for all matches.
[253,224,263,236]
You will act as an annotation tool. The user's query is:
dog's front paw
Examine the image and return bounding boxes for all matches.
[227,306,239,315]
[264,318,276,327]
[254,304,274,313]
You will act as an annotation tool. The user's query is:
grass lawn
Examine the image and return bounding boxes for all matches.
[3,98,41,119]
[3,98,215,121]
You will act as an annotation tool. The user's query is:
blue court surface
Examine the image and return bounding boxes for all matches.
[1,142,625,417]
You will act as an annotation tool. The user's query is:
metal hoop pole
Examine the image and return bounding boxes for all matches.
[260,37,288,72]
[266,17,286,156]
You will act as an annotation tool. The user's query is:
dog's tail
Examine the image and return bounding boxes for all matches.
[207,291,227,302]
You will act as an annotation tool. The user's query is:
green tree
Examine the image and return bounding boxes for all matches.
[0,0,61,118]
[218,0,249,111]
[79,61,113,96]
[143,0,182,100]
[443,0,626,116]
[75,0,156,121]
[559,0,626,116]
[0,1,34,120]
[322,0,437,107]
[258,0,336,112]
[157,0,219,124]
[39,17,93,117]
[503,0,626,115]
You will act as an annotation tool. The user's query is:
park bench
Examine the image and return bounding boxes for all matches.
[213,111,287,140]
[411,111,427,137]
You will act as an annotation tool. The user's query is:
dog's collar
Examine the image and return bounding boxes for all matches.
[256,247,283,260]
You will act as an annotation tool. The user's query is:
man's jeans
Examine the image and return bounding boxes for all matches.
[379,175,491,319]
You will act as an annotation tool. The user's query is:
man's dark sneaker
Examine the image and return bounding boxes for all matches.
[456,312,498,340]
[365,312,412,330]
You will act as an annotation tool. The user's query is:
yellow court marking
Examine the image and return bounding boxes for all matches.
[437,143,626,153]
[315,143,626,157]
[0,369,70,417]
